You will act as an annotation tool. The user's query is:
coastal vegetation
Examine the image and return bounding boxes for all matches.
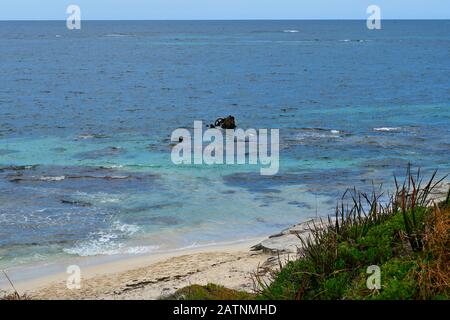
[164,284,255,300]
[171,168,450,300]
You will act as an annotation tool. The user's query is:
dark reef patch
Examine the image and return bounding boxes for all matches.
[73,146,126,160]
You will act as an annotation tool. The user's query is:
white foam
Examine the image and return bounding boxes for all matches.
[294,131,340,142]
[63,221,141,257]
[64,243,159,257]
[63,242,122,257]
[122,246,160,254]
[77,134,94,139]
[39,176,66,181]
[339,39,371,43]
[104,165,124,169]
[112,221,140,235]
[374,127,400,132]
[283,30,299,33]
[75,191,121,204]
[108,175,129,179]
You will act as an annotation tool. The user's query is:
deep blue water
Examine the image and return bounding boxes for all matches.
[0,20,449,268]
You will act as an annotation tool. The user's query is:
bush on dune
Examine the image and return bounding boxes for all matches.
[256,168,449,300]
[164,283,255,300]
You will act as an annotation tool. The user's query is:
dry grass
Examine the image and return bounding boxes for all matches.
[164,283,255,300]
[0,292,31,300]
[0,270,31,300]
[418,204,450,298]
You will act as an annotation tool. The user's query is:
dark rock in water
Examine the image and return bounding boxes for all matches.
[61,199,92,207]
[126,202,181,213]
[209,115,237,129]
[50,147,67,153]
[360,158,411,169]
[287,201,313,209]
[148,216,181,225]
[2,164,160,193]
[221,116,236,129]
[0,164,38,172]
[223,168,372,196]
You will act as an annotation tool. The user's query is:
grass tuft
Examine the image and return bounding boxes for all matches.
[163,283,255,300]
[0,270,31,300]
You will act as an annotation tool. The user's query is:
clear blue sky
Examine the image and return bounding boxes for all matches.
[1,0,449,20]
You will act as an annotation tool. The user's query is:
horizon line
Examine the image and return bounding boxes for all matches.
[1,18,449,22]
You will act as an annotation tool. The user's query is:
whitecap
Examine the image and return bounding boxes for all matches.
[339,39,371,43]
[374,127,400,132]
[39,176,66,181]
[103,165,124,169]
[111,221,140,235]
[283,30,299,33]
[76,134,94,139]
[292,130,341,142]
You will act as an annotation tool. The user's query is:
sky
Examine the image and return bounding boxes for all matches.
[1,0,449,20]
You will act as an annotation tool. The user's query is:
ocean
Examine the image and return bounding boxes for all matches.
[0,20,449,269]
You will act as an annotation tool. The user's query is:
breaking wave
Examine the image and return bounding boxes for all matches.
[63,221,142,257]
[374,127,401,132]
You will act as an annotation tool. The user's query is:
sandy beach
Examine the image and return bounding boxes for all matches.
[5,215,315,300]
[4,239,279,300]
[10,214,324,300]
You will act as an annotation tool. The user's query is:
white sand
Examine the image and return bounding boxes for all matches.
[7,239,279,300]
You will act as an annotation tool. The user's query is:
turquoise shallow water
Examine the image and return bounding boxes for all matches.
[0,20,449,269]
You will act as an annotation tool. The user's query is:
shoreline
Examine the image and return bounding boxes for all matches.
[3,237,273,299]
[4,217,315,300]
[3,181,448,300]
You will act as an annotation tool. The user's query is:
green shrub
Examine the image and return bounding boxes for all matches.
[258,168,449,300]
